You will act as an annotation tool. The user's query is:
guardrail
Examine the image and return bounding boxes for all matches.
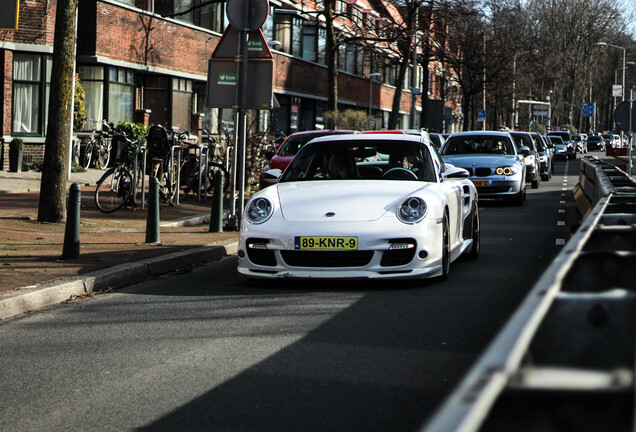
[422,156,636,432]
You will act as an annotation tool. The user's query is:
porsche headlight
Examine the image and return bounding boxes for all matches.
[246,197,273,224]
[495,166,519,176]
[397,197,427,224]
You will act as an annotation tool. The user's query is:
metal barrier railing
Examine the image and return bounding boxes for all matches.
[422,156,636,432]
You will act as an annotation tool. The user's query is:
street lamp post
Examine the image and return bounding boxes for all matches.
[368,72,381,127]
[511,49,538,130]
[596,41,632,175]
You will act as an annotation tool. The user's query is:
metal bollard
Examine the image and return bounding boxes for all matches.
[62,183,81,259]
[209,170,224,232]
[146,177,161,244]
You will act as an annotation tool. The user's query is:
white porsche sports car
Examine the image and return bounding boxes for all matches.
[238,133,479,280]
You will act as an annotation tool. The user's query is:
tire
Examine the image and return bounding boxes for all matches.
[95,167,133,213]
[531,177,540,189]
[510,187,525,206]
[81,140,93,169]
[467,204,480,260]
[158,158,179,206]
[97,139,111,169]
[439,212,450,280]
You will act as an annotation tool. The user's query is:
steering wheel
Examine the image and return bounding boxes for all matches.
[383,167,418,180]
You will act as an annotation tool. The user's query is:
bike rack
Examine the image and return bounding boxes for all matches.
[171,145,182,206]
[198,145,209,202]
[134,146,146,210]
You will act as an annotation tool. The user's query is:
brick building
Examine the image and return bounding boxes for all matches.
[1,0,462,169]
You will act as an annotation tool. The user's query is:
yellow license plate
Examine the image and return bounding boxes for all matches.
[295,236,358,250]
[472,180,489,187]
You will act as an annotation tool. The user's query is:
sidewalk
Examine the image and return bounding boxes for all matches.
[0,168,238,319]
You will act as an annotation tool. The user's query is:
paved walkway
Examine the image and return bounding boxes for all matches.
[0,168,238,320]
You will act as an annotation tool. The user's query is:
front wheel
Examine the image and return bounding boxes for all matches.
[81,140,93,169]
[96,139,112,169]
[95,167,133,213]
[467,204,480,260]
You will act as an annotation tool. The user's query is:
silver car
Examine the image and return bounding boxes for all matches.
[441,131,527,205]
[510,131,541,189]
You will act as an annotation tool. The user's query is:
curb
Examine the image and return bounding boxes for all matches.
[0,241,238,321]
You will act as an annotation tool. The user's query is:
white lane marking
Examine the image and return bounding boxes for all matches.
[557,221,565,226]
[558,209,565,213]
[556,239,566,246]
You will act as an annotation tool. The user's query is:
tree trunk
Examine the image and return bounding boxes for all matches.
[38,0,78,223]
[324,0,338,126]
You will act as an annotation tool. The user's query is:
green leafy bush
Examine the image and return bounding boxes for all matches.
[116,122,151,147]
[10,137,24,151]
[74,79,86,131]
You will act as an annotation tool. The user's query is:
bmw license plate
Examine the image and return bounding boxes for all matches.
[472,180,489,187]
[295,236,358,250]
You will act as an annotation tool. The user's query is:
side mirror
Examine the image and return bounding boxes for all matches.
[262,168,282,182]
[519,146,531,156]
[442,165,470,180]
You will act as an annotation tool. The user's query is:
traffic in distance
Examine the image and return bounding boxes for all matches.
[241,127,609,279]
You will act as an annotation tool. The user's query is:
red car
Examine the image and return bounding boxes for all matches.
[259,130,358,189]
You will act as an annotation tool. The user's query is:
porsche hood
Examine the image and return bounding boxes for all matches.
[275,181,428,222]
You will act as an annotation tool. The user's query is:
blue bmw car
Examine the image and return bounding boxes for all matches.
[440,131,527,206]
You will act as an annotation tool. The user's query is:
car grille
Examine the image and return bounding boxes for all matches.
[281,250,374,267]
[461,167,492,177]
[475,167,492,177]
[246,248,277,266]
[380,248,416,266]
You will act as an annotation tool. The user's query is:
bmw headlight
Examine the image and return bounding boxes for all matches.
[246,197,273,224]
[397,197,427,224]
[539,155,547,163]
[523,157,535,166]
[495,166,519,176]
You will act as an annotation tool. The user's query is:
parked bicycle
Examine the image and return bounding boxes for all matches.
[200,129,229,195]
[146,125,185,205]
[94,122,144,213]
[79,120,113,170]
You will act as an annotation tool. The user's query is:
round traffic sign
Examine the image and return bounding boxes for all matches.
[226,0,269,31]
[613,101,636,132]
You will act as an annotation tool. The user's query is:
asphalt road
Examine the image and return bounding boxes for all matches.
[0,158,581,432]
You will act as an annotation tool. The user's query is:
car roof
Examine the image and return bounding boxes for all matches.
[449,131,513,137]
[308,133,425,145]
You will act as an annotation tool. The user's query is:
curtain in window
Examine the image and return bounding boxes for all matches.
[13,55,41,134]
[109,83,134,125]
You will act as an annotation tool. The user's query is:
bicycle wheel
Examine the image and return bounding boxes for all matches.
[159,158,179,206]
[95,167,133,213]
[81,140,93,169]
[96,138,111,169]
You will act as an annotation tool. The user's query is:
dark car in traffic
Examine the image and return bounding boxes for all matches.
[547,131,576,159]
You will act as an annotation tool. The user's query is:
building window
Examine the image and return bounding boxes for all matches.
[108,67,135,126]
[262,5,276,42]
[12,53,51,136]
[172,78,192,131]
[155,0,194,23]
[275,13,303,55]
[302,24,317,62]
[78,65,105,131]
[199,1,224,32]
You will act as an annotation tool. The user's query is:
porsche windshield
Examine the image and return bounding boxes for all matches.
[279,140,437,182]
[441,135,516,155]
